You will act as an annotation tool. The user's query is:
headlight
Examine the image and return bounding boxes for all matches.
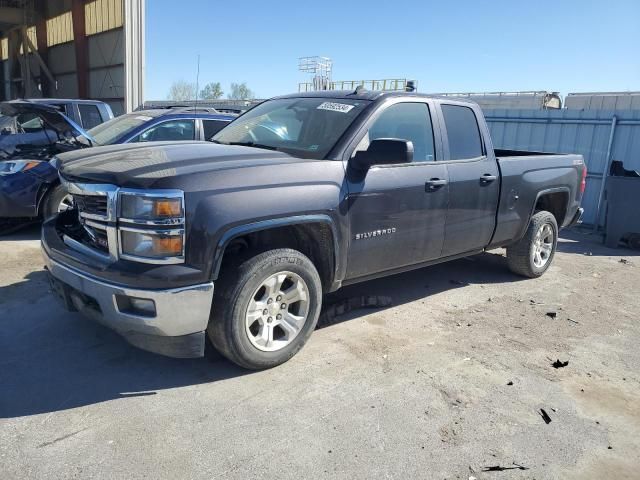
[117,189,185,264]
[120,228,184,260]
[0,160,42,175]
[119,191,183,222]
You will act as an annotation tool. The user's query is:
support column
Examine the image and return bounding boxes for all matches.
[35,16,51,96]
[124,0,145,112]
[71,0,88,98]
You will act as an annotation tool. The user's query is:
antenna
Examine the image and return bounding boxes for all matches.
[194,54,200,114]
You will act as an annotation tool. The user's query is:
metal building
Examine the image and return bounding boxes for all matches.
[0,0,144,114]
[432,91,562,110]
[485,108,640,226]
[565,92,640,111]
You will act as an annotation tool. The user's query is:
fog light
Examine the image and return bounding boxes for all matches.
[130,298,156,315]
[116,295,156,317]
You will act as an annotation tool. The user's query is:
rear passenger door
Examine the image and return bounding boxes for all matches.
[345,100,448,279]
[438,103,500,256]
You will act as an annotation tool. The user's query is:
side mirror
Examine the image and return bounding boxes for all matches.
[351,138,413,170]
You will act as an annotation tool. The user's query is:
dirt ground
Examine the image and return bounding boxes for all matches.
[0,225,638,480]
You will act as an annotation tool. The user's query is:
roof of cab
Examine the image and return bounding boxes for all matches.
[273,90,479,106]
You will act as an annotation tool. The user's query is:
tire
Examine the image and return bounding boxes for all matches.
[506,210,558,278]
[42,184,73,220]
[207,248,322,370]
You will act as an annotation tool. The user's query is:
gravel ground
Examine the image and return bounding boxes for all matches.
[0,225,638,480]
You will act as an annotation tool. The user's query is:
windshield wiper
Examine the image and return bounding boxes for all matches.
[227,141,279,151]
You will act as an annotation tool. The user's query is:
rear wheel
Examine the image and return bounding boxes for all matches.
[507,210,558,278]
[43,184,73,220]
[207,248,322,369]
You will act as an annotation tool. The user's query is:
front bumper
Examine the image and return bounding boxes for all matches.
[43,248,214,358]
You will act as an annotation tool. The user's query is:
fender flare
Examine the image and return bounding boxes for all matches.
[211,214,342,285]
[516,187,571,241]
[530,187,571,222]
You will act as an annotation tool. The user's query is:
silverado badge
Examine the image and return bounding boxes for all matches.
[355,228,396,240]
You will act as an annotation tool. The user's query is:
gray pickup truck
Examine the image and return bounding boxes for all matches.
[43,91,586,369]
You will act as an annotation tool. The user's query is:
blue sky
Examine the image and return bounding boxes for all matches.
[145,0,639,100]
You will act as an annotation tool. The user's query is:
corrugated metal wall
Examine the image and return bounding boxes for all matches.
[485,109,640,226]
[565,92,640,110]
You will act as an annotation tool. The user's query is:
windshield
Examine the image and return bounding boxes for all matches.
[88,113,152,145]
[213,97,370,159]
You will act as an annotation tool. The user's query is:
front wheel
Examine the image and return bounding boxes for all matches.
[506,210,558,278]
[207,248,322,369]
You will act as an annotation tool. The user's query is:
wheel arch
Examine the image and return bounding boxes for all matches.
[35,179,60,217]
[532,188,570,227]
[212,215,341,291]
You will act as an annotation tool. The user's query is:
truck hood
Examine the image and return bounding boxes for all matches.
[57,141,312,188]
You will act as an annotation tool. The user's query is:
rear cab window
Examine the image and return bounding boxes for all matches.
[441,104,484,160]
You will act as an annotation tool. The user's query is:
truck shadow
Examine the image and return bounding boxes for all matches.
[1,250,519,419]
[0,223,40,241]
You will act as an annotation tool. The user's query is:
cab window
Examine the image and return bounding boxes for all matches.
[355,103,435,162]
[134,119,196,142]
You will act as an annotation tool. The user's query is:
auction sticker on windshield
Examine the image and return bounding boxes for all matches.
[317,102,355,113]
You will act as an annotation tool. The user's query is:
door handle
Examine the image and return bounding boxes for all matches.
[480,174,497,184]
[426,178,448,191]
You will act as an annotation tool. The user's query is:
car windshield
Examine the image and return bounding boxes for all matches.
[213,97,370,159]
[87,113,153,145]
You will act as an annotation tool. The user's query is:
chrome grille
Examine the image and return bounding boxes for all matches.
[81,220,110,254]
[60,178,119,260]
[74,194,109,218]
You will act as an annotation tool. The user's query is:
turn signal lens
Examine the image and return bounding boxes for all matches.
[120,229,184,259]
[153,199,182,217]
[152,236,183,256]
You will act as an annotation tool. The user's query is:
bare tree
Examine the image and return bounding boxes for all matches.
[167,80,197,101]
[228,82,254,100]
[200,82,224,100]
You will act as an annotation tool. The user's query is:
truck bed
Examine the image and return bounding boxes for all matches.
[489,150,585,248]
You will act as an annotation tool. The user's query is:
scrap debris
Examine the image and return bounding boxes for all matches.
[482,462,529,472]
[552,359,569,369]
[539,408,552,424]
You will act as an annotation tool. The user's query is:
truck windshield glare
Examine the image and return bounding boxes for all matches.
[213,97,370,159]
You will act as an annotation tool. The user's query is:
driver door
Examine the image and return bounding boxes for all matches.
[345,101,449,279]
